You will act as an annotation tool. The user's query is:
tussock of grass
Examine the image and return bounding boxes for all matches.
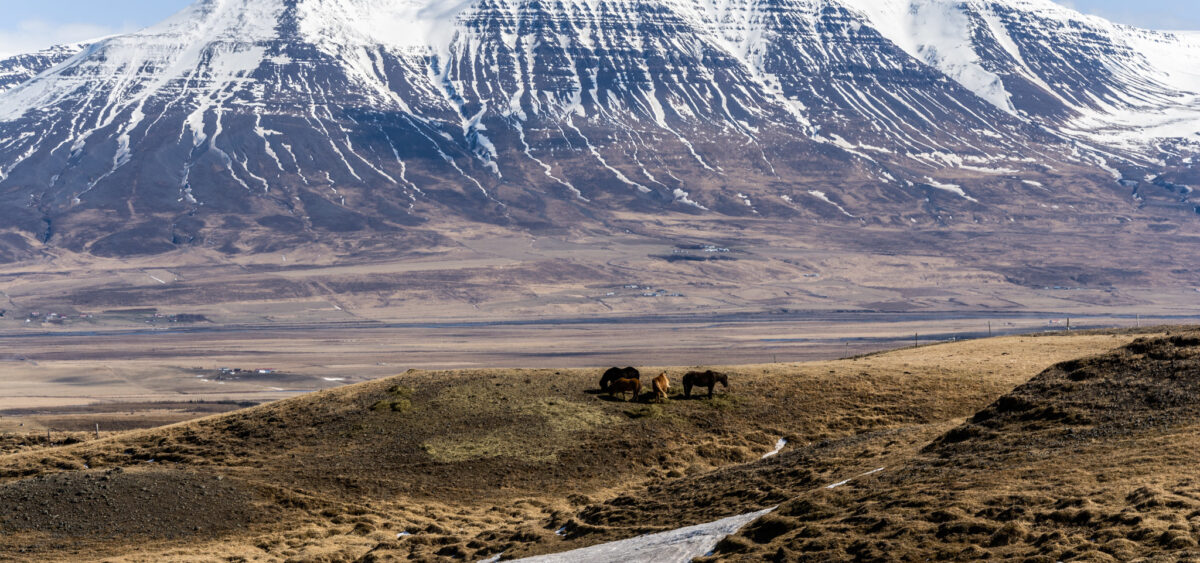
[702,394,739,411]
[624,405,666,420]
[371,385,415,413]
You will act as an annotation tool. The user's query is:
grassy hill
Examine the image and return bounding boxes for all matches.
[703,331,1200,561]
[0,330,1176,561]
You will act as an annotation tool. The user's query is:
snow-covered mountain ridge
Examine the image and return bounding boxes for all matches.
[0,0,1197,257]
[0,44,87,93]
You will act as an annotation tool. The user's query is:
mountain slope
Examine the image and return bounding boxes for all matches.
[0,44,84,92]
[0,0,1196,258]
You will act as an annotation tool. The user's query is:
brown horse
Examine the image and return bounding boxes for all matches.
[599,366,640,392]
[608,377,642,402]
[652,372,670,402]
[682,370,729,399]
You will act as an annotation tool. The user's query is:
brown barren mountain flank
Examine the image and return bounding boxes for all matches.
[0,329,1186,561]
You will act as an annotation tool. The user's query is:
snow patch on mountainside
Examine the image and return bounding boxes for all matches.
[841,0,1015,114]
[0,43,88,93]
[0,1,283,121]
[296,0,477,55]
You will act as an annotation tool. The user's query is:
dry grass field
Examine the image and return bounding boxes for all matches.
[705,332,1200,561]
[4,221,1199,334]
[0,329,1187,561]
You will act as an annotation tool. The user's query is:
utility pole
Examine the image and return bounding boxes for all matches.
[988,321,992,337]
[1136,314,1141,328]
[914,333,919,348]
[94,423,100,439]
[1066,318,1071,331]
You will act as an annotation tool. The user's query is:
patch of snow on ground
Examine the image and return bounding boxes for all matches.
[762,438,788,459]
[826,467,886,490]
[923,178,979,202]
[509,508,776,563]
[807,190,856,217]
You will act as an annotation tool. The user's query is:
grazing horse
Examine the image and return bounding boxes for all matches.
[599,366,640,392]
[652,372,670,402]
[682,370,729,399]
[608,378,642,402]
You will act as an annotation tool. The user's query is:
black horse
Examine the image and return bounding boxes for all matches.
[682,370,729,399]
[600,366,641,392]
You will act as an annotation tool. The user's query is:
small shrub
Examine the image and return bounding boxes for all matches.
[989,522,1028,546]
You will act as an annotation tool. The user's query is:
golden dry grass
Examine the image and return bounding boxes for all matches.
[0,330,1175,561]
[703,331,1200,561]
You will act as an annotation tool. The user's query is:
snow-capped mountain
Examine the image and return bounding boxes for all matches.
[0,44,86,92]
[0,0,1197,257]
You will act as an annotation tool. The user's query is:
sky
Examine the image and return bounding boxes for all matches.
[0,0,1198,57]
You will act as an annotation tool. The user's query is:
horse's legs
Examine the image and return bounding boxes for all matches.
[684,383,692,398]
[708,383,715,399]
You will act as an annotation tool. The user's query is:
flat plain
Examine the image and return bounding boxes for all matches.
[3,222,1198,424]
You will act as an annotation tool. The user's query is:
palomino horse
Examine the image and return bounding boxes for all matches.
[608,378,642,402]
[682,370,728,399]
[651,372,670,402]
[599,366,640,392]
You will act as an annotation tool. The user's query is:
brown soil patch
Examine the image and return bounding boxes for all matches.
[0,467,263,539]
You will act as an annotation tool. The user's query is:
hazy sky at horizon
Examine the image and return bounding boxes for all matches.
[0,0,1197,57]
